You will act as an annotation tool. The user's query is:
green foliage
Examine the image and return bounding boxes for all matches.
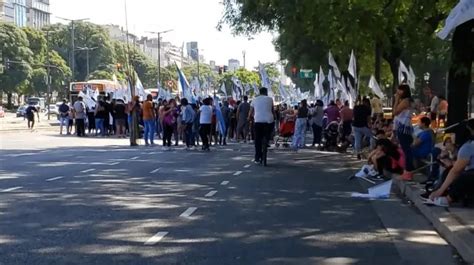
[0,23,33,97]
[220,0,456,95]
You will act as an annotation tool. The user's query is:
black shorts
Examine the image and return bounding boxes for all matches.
[26,114,34,122]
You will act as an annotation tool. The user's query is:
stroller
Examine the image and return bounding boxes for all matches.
[320,121,340,151]
[275,116,295,148]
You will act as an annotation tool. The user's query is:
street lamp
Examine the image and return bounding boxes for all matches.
[56,17,89,82]
[146,29,173,87]
[76,46,98,78]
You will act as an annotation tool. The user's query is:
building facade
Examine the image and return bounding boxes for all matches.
[0,0,14,23]
[26,0,50,29]
[137,37,191,68]
[228,59,240,72]
[186,41,198,61]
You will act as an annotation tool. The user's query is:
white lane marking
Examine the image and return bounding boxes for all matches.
[233,171,243,176]
[2,186,22,192]
[150,168,161,174]
[244,164,251,168]
[46,176,64,182]
[81,168,95,173]
[205,190,217,197]
[131,156,139,160]
[108,162,120,166]
[179,207,197,218]
[220,181,230,186]
[144,231,168,245]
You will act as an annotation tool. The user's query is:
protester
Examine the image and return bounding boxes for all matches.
[340,100,353,143]
[161,101,175,149]
[394,84,415,180]
[249,87,274,163]
[236,96,251,143]
[73,96,86,137]
[181,98,195,149]
[67,103,74,135]
[94,100,107,137]
[220,100,231,145]
[59,99,70,135]
[199,97,213,151]
[142,94,156,146]
[310,100,324,147]
[371,94,384,120]
[87,104,96,135]
[427,88,439,127]
[352,98,373,160]
[192,104,200,146]
[292,99,309,149]
[324,101,340,124]
[438,96,448,127]
[25,104,39,130]
[412,117,434,165]
[429,119,474,207]
[114,99,127,138]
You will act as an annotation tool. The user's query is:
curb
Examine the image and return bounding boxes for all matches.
[393,178,474,263]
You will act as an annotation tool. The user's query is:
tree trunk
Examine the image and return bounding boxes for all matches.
[374,41,383,83]
[446,19,474,145]
[7,93,12,109]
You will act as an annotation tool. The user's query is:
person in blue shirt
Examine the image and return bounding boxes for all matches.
[412,117,434,161]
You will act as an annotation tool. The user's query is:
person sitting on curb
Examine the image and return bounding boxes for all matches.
[428,119,474,207]
[411,117,434,166]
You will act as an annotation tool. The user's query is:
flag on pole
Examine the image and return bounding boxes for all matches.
[220,82,227,97]
[278,82,288,101]
[258,62,272,89]
[369,75,385,99]
[328,51,341,79]
[318,66,325,98]
[214,96,227,136]
[176,64,195,103]
[253,82,259,95]
[313,73,321,99]
[408,66,416,90]
[135,73,146,100]
[348,50,357,82]
[398,60,409,85]
[328,69,334,90]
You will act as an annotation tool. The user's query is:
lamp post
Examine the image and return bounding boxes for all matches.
[76,46,98,78]
[147,29,173,86]
[56,17,89,82]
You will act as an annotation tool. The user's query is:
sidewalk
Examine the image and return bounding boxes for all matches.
[393,175,474,263]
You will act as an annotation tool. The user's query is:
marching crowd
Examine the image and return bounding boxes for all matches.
[57,84,472,208]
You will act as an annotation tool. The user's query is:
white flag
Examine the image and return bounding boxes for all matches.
[369,75,385,99]
[328,51,341,79]
[313,73,321,99]
[220,82,227,97]
[279,82,288,101]
[408,66,416,90]
[258,62,272,88]
[328,70,334,90]
[318,66,325,97]
[348,50,357,82]
[437,0,474,40]
[135,74,146,100]
[253,82,259,95]
[398,60,409,85]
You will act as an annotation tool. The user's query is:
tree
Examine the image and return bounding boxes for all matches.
[0,23,33,108]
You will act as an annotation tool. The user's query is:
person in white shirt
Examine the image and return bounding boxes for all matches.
[249,87,274,163]
[199,97,213,151]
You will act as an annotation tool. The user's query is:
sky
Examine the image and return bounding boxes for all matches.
[50,0,280,69]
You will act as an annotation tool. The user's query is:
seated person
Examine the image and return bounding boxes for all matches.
[412,117,434,162]
[429,119,474,207]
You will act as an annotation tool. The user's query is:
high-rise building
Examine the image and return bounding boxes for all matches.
[12,0,27,27]
[228,59,240,72]
[186,41,198,61]
[26,0,50,29]
[0,0,14,23]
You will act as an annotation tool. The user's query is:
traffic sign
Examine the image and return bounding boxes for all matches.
[299,69,315,79]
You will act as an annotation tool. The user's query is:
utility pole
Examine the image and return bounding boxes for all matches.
[56,17,89,82]
[242,50,246,69]
[147,29,173,87]
[46,30,51,121]
[76,46,98,78]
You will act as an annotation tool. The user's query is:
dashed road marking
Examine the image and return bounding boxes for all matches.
[131,156,139,160]
[81,169,95,173]
[108,162,120,166]
[150,168,161,174]
[233,171,243,176]
[2,186,22,192]
[144,231,168,245]
[46,176,64,182]
[205,190,217,197]
[244,164,251,168]
[220,181,230,186]
[180,207,197,218]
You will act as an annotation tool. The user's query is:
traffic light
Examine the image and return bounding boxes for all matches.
[291,66,298,78]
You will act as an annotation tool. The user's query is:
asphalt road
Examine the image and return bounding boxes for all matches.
[0,131,464,265]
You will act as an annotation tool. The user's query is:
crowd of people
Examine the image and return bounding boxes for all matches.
[58,84,471,208]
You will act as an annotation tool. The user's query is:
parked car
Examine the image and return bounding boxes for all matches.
[16,105,27,117]
[44,105,60,119]
[0,106,5,118]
